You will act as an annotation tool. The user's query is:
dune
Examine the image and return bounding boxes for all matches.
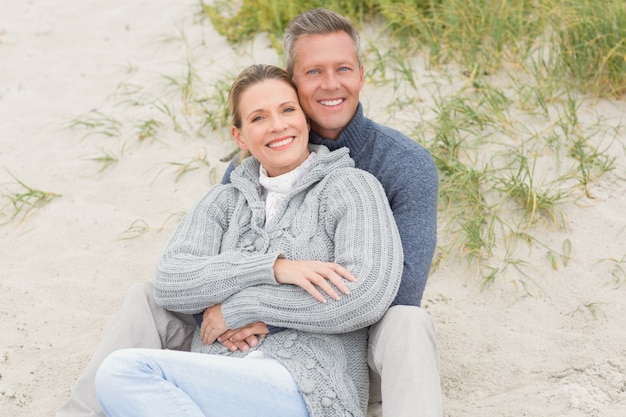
[1,0,625,416]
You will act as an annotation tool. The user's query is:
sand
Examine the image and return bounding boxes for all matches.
[1,1,625,416]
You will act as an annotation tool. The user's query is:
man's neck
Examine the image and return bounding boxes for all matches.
[311,125,341,140]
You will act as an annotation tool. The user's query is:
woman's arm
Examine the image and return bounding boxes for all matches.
[220,170,403,334]
[153,187,281,314]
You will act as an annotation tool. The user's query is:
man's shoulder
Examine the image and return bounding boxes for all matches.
[366,120,434,167]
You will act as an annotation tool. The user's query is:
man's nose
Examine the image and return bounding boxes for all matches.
[322,72,340,90]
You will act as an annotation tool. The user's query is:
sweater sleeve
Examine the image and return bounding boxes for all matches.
[220,170,403,333]
[153,187,280,314]
[385,145,438,307]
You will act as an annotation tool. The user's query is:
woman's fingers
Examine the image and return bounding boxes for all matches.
[306,268,355,301]
[326,269,352,295]
[302,280,328,303]
[202,326,223,345]
[274,259,357,302]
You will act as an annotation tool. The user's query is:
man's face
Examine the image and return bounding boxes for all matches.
[291,31,364,140]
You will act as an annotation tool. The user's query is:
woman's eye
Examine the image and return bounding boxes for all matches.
[284,107,295,113]
[251,115,263,122]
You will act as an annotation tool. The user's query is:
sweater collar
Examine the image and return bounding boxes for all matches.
[258,150,317,194]
[231,144,353,202]
[309,103,371,157]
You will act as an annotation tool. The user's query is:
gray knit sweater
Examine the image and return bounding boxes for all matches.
[154,145,403,417]
[222,103,439,306]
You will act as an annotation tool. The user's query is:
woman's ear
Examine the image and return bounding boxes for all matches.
[232,126,248,150]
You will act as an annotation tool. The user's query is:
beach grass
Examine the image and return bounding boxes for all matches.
[157,153,217,183]
[39,0,624,288]
[0,172,61,225]
[88,148,120,172]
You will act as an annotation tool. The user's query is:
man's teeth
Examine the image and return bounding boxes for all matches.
[320,99,343,106]
[268,137,294,148]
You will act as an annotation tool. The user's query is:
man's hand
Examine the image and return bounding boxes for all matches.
[217,322,269,352]
[200,304,228,345]
[273,259,356,302]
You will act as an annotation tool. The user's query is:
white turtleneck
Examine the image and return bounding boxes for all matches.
[258,151,317,228]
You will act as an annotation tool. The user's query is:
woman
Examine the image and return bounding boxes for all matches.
[95,64,403,417]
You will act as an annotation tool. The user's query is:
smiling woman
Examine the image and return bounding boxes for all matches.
[94,63,403,417]
[231,74,311,177]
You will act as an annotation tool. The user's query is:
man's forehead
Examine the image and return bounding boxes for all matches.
[293,33,359,65]
[295,31,353,46]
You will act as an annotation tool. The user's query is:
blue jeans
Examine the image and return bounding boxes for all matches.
[95,348,310,417]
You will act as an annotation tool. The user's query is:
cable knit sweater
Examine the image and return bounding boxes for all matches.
[154,145,403,417]
[222,103,438,306]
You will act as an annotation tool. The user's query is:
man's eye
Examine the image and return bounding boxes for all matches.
[307,69,319,75]
[339,66,350,72]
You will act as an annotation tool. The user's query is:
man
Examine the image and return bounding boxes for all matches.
[57,8,441,417]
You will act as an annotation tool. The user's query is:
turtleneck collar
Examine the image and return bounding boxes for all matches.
[309,103,371,159]
[258,150,317,195]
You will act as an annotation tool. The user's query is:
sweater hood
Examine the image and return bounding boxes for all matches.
[230,144,354,204]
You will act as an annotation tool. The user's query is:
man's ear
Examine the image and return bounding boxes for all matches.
[232,126,248,150]
[359,64,365,87]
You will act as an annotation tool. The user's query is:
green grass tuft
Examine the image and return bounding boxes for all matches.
[1,172,61,225]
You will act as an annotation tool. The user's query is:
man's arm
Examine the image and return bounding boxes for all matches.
[385,146,438,306]
[220,159,236,185]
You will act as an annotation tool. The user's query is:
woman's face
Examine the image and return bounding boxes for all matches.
[232,79,310,177]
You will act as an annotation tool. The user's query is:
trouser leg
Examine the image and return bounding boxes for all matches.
[367,305,442,417]
[56,282,196,417]
[96,348,310,417]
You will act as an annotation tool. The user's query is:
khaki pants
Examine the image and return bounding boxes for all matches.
[57,283,442,417]
[368,305,442,417]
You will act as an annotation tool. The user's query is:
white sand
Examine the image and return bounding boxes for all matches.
[1,1,625,416]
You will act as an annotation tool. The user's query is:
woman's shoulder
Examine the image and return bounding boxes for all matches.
[320,165,386,203]
[191,183,241,212]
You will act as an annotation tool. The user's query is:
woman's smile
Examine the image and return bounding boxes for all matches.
[267,136,295,148]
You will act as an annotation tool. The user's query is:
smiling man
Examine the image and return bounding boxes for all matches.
[290,31,363,139]
[287,9,443,417]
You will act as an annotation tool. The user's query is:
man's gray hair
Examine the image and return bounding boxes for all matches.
[284,8,361,76]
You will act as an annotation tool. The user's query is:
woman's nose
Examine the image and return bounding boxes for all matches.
[269,115,288,132]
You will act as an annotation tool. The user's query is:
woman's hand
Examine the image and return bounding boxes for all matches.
[273,259,356,303]
[200,304,228,345]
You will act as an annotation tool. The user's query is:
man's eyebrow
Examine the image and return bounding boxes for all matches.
[302,61,355,69]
